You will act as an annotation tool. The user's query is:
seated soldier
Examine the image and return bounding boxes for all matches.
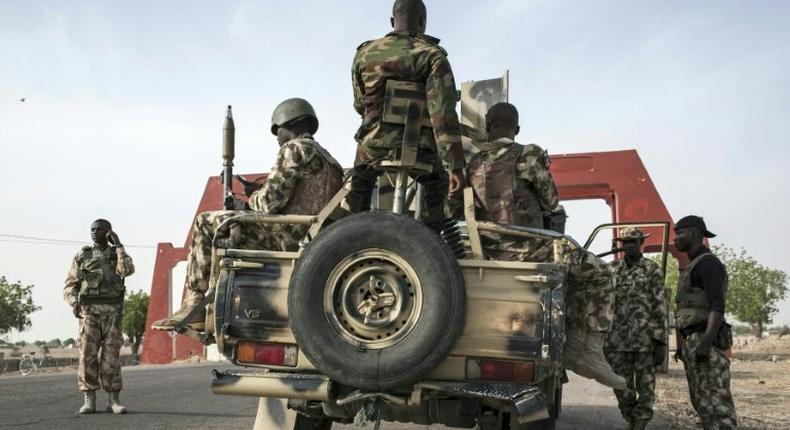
[466,102,626,390]
[152,98,343,331]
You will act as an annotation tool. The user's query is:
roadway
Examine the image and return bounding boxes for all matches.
[0,363,674,429]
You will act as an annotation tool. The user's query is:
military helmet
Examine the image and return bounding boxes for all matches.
[614,227,650,242]
[270,98,319,135]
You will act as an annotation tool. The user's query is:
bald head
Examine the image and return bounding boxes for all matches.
[486,102,520,141]
[391,0,427,33]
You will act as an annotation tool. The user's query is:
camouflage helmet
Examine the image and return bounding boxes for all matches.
[614,227,650,242]
[270,98,319,135]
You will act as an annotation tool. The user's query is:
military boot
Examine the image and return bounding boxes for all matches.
[79,391,96,414]
[562,328,585,369]
[151,289,205,331]
[106,391,127,414]
[572,331,627,390]
[632,419,648,430]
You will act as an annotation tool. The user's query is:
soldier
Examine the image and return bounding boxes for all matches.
[467,102,626,390]
[64,219,133,414]
[604,227,668,430]
[673,215,737,430]
[152,98,343,331]
[344,0,465,231]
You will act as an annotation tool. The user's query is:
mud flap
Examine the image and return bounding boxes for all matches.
[513,390,549,424]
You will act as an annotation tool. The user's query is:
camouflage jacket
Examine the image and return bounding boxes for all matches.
[352,31,464,171]
[605,256,668,352]
[64,244,134,308]
[249,134,342,214]
[468,138,559,220]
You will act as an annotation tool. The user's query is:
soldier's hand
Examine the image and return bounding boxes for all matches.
[447,170,465,199]
[673,346,682,363]
[106,231,121,246]
[72,303,82,319]
[694,337,713,363]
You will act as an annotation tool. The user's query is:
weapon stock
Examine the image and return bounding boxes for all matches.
[223,105,236,210]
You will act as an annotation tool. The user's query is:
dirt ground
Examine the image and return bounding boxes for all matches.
[656,335,790,430]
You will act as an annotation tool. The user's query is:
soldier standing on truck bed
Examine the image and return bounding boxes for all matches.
[467,102,627,390]
[64,219,133,414]
[603,227,668,430]
[343,0,466,232]
[673,215,737,430]
[151,98,343,331]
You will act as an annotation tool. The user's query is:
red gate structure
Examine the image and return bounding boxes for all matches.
[141,149,682,364]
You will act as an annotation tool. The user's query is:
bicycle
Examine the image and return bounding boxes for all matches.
[19,351,59,375]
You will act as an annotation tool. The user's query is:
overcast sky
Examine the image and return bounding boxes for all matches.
[1,0,789,342]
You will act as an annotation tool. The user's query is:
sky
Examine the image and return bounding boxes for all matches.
[1,0,789,342]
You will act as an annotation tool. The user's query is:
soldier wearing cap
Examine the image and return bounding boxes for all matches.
[673,215,737,429]
[604,227,668,430]
[344,0,465,232]
[152,98,343,331]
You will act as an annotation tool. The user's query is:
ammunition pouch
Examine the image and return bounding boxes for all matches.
[679,321,732,351]
[77,249,125,305]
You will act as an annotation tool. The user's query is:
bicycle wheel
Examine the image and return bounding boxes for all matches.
[40,356,59,373]
[19,357,34,375]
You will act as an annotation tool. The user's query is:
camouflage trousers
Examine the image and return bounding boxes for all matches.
[78,304,123,392]
[681,332,738,430]
[604,350,656,422]
[488,238,615,333]
[347,146,449,230]
[187,210,306,294]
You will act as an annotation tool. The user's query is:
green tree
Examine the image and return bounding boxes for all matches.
[48,338,62,348]
[14,340,27,347]
[122,290,149,356]
[0,277,40,337]
[63,338,76,347]
[715,245,788,338]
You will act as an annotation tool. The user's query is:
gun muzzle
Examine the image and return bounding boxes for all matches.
[223,105,235,164]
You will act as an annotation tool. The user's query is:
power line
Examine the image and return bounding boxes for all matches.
[0,233,156,249]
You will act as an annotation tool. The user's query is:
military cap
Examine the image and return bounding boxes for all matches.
[614,226,649,241]
[675,215,716,238]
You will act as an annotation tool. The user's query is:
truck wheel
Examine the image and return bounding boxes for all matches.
[289,211,466,391]
[294,414,332,430]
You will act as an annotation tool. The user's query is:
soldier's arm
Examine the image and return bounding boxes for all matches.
[249,141,320,214]
[115,246,135,278]
[516,145,560,211]
[63,254,81,307]
[425,51,464,171]
[352,56,365,116]
[649,263,668,343]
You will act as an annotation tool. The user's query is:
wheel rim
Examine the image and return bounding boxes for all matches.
[19,359,33,375]
[323,248,423,349]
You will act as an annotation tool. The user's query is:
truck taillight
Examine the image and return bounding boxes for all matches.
[466,359,534,383]
[237,342,298,367]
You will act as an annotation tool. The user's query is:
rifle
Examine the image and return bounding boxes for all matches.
[222,106,242,210]
[597,247,626,258]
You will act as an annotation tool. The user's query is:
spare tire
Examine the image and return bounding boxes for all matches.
[288,211,466,391]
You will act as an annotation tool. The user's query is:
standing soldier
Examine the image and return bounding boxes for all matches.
[467,102,626,390]
[64,219,133,414]
[152,98,343,331]
[604,227,668,430]
[673,216,737,429]
[344,0,465,231]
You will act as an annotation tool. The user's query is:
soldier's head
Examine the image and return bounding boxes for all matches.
[391,0,427,34]
[486,102,520,141]
[90,219,112,245]
[270,98,319,145]
[615,227,648,259]
[674,215,715,252]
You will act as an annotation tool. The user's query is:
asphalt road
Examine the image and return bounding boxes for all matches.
[0,363,676,429]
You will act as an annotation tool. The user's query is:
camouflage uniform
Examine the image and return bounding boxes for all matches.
[604,254,667,425]
[64,245,134,393]
[186,135,343,296]
[348,30,464,228]
[468,138,623,388]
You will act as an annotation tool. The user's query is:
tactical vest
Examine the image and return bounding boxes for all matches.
[283,139,344,215]
[77,246,126,305]
[468,143,542,228]
[675,252,727,329]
